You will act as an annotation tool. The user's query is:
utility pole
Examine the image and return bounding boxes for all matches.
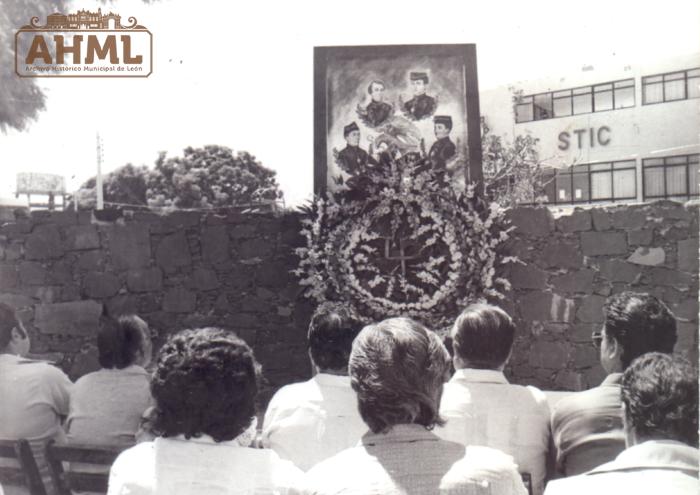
[96,132,104,210]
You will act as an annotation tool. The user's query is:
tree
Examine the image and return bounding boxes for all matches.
[481,117,548,207]
[75,145,283,209]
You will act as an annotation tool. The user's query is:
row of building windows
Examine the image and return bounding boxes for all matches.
[516,68,700,123]
[542,154,699,204]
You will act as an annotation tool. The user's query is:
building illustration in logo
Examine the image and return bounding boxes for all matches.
[23,9,146,31]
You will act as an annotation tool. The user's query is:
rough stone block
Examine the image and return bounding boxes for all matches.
[571,344,600,368]
[106,295,139,317]
[649,267,693,287]
[506,207,554,237]
[596,259,642,283]
[659,226,689,242]
[163,287,196,313]
[47,262,72,285]
[257,262,292,288]
[5,243,23,261]
[528,341,569,369]
[25,224,64,260]
[76,250,106,271]
[0,264,18,289]
[0,293,34,309]
[627,247,666,266]
[238,238,274,259]
[551,269,594,294]
[590,209,612,231]
[583,366,608,389]
[627,229,653,246]
[69,345,100,379]
[540,241,583,269]
[611,208,647,230]
[576,295,606,323]
[33,286,59,304]
[190,268,220,291]
[239,295,271,313]
[519,292,574,322]
[83,272,121,298]
[65,225,100,250]
[672,299,699,322]
[126,268,163,292]
[556,210,592,233]
[19,262,47,285]
[230,224,258,239]
[580,232,627,256]
[509,264,548,290]
[201,226,229,264]
[156,231,192,271]
[677,238,699,273]
[35,300,103,335]
[569,322,599,343]
[107,223,151,270]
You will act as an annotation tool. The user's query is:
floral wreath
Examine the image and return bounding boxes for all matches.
[295,152,515,330]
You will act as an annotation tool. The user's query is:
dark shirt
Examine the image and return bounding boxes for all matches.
[337,145,371,175]
[365,100,393,127]
[428,137,456,170]
[404,93,436,120]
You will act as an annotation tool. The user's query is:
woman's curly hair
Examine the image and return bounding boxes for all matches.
[150,327,261,442]
[349,317,451,434]
[622,352,698,447]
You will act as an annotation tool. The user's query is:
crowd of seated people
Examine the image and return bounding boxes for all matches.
[0,290,697,495]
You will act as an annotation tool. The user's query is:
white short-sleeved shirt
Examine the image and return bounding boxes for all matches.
[262,373,367,471]
[293,424,528,495]
[108,435,303,495]
[436,368,551,495]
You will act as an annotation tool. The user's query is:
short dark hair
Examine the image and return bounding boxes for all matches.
[0,303,24,350]
[308,302,362,372]
[604,292,677,370]
[367,80,385,94]
[622,352,698,446]
[349,317,450,434]
[97,315,149,369]
[451,304,515,369]
[150,327,260,442]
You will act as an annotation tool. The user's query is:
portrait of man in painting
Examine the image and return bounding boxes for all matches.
[314,44,482,194]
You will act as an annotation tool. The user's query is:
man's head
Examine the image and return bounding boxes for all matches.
[344,122,360,146]
[410,72,429,95]
[451,304,515,370]
[307,302,362,374]
[0,303,29,356]
[150,327,260,442]
[367,80,386,102]
[599,292,677,373]
[621,352,698,447]
[433,115,453,139]
[349,317,451,434]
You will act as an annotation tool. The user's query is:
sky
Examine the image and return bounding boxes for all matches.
[1,0,699,206]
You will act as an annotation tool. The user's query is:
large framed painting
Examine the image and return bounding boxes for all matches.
[314,44,482,194]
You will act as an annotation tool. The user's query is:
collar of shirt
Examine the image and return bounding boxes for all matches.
[360,423,439,447]
[600,372,623,387]
[100,364,149,375]
[313,373,351,387]
[157,434,244,449]
[451,368,509,385]
[589,440,699,475]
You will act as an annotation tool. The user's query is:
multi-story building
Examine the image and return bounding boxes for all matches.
[480,53,700,205]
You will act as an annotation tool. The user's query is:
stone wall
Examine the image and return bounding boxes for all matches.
[501,200,698,391]
[0,201,697,398]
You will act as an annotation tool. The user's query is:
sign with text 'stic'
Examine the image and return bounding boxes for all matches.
[15,8,152,77]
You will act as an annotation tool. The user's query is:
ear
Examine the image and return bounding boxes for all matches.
[607,336,622,361]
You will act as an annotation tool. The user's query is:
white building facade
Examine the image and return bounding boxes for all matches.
[480,53,700,205]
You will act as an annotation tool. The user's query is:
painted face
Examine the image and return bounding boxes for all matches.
[434,123,450,139]
[346,130,361,146]
[412,79,426,95]
[370,82,385,102]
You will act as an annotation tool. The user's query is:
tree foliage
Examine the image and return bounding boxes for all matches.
[481,117,547,207]
[77,145,282,209]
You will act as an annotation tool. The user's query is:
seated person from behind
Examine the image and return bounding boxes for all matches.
[107,327,302,495]
[551,292,677,476]
[262,302,366,471]
[436,304,551,495]
[66,315,153,445]
[0,303,72,495]
[293,317,527,495]
[545,352,698,495]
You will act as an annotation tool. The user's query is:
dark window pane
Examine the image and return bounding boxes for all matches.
[614,86,635,108]
[643,158,664,167]
[613,169,636,198]
[590,163,611,171]
[594,83,613,92]
[591,171,612,199]
[573,87,591,95]
[644,168,664,197]
[553,96,572,116]
[666,155,688,165]
[688,76,700,99]
[664,71,685,81]
[573,93,592,114]
[665,78,686,101]
[516,103,533,122]
[555,174,572,202]
[533,94,553,120]
[644,82,663,104]
[572,173,590,201]
[613,160,636,169]
[644,75,663,84]
[689,163,699,195]
[665,166,687,195]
